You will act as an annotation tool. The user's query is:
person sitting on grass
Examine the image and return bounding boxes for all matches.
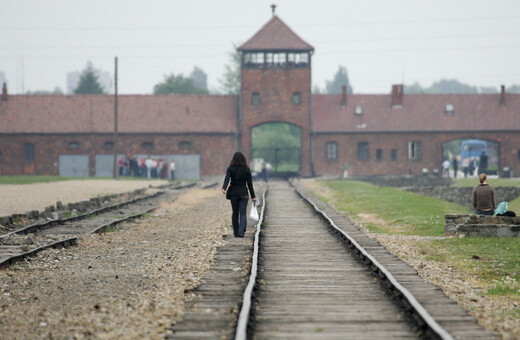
[472,173,496,215]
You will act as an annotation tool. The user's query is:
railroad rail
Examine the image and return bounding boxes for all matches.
[0,182,196,268]
[169,180,496,339]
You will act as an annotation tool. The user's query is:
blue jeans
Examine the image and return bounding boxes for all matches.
[476,209,494,215]
[230,196,249,237]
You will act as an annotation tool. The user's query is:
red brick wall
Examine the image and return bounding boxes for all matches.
[240,67,312,176]
[0,133,235,177]
[313,131,520,177]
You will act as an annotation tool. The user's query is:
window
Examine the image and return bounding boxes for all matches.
[251,92,260,105]
[24,143,34,163]
[445,104,454,114]
[266,52,273,64]
[68,141,80,150]
[104,141,114,150]
[179,141,192,150]
[0,151,2,162]
[518,150,520,160]
[408,141,421,160]
[354,105,363,115]
[274,52,286,64]
[391,149,397,161]
[292,93,301,105]
[287,52,310,67]
[142,141,153,150]
[326,142,337,160]
[357,142,368,160]
[376,149,382,161]
[243,52,264,66]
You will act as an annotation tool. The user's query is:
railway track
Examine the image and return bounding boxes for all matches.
[0,182,197,269]
[169,180,496,339]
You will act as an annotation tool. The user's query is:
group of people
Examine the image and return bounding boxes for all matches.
[442,151,489,179]
[118,156,176,180]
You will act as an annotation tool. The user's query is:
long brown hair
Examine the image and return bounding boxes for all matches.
[229,152,248,167]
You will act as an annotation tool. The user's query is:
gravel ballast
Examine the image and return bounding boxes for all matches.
[0,186,232,339]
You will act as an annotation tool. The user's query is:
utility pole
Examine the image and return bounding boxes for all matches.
[113,57,119,179]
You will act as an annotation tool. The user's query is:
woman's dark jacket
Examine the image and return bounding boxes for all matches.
[222,166,256,199]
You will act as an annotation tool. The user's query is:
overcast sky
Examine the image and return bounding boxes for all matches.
[1,0,520,95]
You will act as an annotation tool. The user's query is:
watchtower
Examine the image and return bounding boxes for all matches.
[238,14,314,176]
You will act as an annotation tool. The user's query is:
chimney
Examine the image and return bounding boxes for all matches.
[499,85,506,106]
[1,83,7,101]
[391,84,403,108]
[341,85,347,107]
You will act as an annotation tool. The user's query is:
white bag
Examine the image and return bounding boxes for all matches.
[249,203,259,222]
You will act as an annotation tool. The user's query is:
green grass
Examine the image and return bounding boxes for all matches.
[451,178,520,188]
[0,176,79,185]
[423,237,520,299]
[320,180,471,236]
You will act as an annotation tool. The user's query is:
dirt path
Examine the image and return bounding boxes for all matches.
[0,179,169,216]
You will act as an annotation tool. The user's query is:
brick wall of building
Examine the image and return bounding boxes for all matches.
[313,131,520,177]
[0,133,235,177]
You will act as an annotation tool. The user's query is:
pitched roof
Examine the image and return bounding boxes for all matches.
[312,93,520,133]
[0,94,238,134]
[239,15,314,52]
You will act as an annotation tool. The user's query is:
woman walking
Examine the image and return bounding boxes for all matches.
[221,152,256,237]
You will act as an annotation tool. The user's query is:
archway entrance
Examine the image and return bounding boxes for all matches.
[442,138,499,177]
[251,122,301,178]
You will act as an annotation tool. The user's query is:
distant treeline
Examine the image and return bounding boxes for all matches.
[404,79,520,94]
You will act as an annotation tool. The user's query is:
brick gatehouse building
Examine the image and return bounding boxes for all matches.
[1,15,519,179]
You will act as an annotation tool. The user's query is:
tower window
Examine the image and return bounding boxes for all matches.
[251,93,260,105]
[292,93,301,105]
[357,142,368,160]
[287,52,310,67]
[326,142,337,160]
